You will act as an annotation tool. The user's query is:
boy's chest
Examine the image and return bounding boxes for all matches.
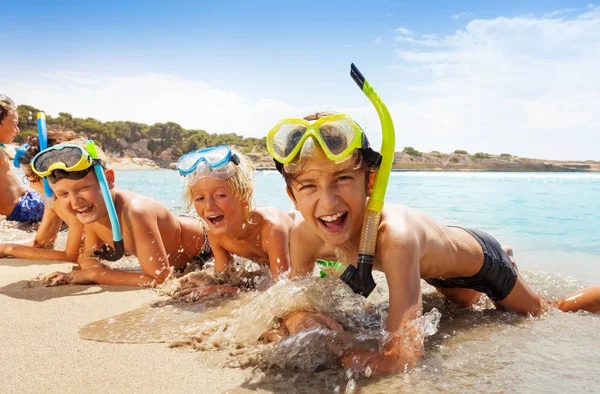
[91,223,137,256]
[221,238,269,265]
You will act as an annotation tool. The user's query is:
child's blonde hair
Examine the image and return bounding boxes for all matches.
[183,148,255,214]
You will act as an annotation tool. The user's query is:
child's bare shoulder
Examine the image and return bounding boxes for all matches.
[117,190,170,221]
[255,206,294,232]
[379,204,425,246]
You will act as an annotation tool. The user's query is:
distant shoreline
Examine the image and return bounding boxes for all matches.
[8,143,598,172]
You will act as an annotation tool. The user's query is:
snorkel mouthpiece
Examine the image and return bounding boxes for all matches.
[346,63,395,297]
[85,140,125,261]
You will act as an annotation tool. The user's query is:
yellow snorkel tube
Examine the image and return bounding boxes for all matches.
[350,63,395,296]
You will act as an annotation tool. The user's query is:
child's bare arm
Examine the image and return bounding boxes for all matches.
[44,209,171,287]
[62,218,85,262]
[340,231,424,375]
[0,206,63,249]
[263,225,290,278]
[211,233,234,272]
[289,221,327,277]
[0,243,76,262]
[0,209,84,262]
[32,206,63,248]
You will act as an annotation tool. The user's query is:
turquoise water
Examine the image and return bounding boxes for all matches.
[115,170,600,284]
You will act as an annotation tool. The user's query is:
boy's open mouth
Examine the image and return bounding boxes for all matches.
[318,211,347,231]
[207,214,225,226]
[75,205,93,216]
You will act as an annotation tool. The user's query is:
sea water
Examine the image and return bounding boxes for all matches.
[116,170,600,283]
[4,170,600,392]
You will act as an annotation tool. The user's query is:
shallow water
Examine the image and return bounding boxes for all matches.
[77,267,600,392]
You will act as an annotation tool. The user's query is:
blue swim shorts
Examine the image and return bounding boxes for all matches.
[6,191,45,223]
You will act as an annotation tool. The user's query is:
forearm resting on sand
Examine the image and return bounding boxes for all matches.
[43,266,162,287]
[0,243,76,262]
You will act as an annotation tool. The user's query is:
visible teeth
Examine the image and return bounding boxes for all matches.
[320,212,344,222]
[208,215,220,219]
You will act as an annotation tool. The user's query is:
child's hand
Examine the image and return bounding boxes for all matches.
[283,311,345,335]
[43,269,93,286]
[0,244,11,258]
[175,285,239,302]
[283,311,349,355]
[43,271,73,286]
[178,276,208,287]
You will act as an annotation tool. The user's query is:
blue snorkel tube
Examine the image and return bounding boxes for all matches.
[13,144,30,168]
[86,140,125,261]
[36,113,54,199]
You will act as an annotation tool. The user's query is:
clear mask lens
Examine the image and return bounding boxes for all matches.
[284,138,357,174]
[185,161,237,186]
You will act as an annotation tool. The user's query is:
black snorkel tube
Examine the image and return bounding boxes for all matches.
[85,140,125,261]
[349,63,396,297]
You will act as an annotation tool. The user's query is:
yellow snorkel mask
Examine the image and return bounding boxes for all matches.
[267,113,382,175]
[31,142,126,262]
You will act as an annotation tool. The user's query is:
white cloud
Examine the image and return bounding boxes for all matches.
[1,72,305,138]
[543,8,579,18]
[389,7,600,160]
[3,8,599,162]
[396,27,414,36]
[1,72,387,152]
[451,12,474,20]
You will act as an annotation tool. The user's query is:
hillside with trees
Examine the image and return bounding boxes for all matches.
[14,105,600,172]
[14,104,266,167]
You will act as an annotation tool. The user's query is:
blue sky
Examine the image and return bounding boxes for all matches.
[2,1,599,160]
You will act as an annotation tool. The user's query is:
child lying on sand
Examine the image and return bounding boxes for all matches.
[0,129,83,262]
[30,143,207,286]
[267,111,600,375]
[173,145,294,301]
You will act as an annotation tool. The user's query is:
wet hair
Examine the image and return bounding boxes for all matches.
[0,94,16,124]
[183,148,255,213]
[20,127,78,184]
[278,112,380,199]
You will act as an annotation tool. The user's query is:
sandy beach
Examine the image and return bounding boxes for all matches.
[0,223,268,393]
[0,258,272,393]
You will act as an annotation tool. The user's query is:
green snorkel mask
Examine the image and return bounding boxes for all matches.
[31,141,125,261]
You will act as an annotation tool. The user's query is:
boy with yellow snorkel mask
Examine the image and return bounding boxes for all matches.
[172,145,294,301]
[31,142,208,287]
[0,127,84,262]
[268,64,600,375]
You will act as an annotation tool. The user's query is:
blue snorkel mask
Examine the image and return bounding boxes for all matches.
[177,145,240,185]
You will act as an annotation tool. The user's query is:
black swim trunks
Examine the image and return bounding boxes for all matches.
[424,227,518,302]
